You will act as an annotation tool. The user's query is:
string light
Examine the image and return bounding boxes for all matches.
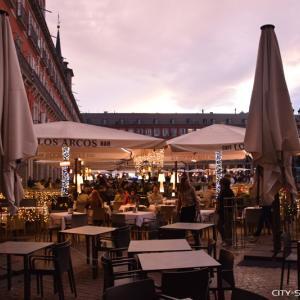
[61,146,70,196]
[133,149,164,173]
[215,151,223,197]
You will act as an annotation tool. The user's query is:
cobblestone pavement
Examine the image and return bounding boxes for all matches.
[0,234,297,300]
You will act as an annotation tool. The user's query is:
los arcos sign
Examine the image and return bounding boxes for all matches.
[38,138,111,148]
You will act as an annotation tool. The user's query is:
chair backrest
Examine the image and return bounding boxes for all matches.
[103,278,156,300]
[161,268,209,300]
[112,202,123,212]
[282,232,292,258]
[52,240,72,273]
[112,225,131,248]
[231,288,268,300]
[111,213,126,227]
[159,228,186,239]
[71,214,88,228]
[92,208,106,222]
[219,248,235,287]
[20,198,37,207]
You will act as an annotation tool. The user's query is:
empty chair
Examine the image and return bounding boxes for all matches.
[161,268,209,300]
[111,213,127,227]
[103,278,176,300]
[159,228,186,239]
[231,288,268,300]
[71,214,88,228]
[98,225,131,258]
[29,240,76,300]
[280,232,297,289]
[209,248,235,297]
[91,207,107,225]
[101,254,143,291]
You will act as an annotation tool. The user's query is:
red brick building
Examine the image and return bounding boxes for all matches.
[0,0,81,123]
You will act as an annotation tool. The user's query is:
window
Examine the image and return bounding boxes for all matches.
[153,118,158,124]
[170,128,177,137]
[203,119,207,125]
[170,119,175,124]
[178,128,187,135]
[186,118,190,124]
[210,119,215,124]
[226,118,231,124]
[120,119,124,124]
[153,128,161,137]
[145,128,152,136]
[103,119,107,125]
[137,119,142,124]
[162,128,169,137]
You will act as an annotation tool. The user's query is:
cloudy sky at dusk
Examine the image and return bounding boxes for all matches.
[46,0,300,114]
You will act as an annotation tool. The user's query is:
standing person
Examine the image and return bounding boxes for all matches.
[177,173,201,246]
[216,177,235,246]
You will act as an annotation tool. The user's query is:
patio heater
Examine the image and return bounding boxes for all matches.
[158,173,165,194]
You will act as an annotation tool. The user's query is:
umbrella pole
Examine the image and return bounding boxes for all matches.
[272,193,281,255]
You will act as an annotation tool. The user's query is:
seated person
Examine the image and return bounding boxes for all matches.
[147,184,163,206]
[88,184,104,209]
[203,184,215,208]
[114,188,125,202]
[129,188,140,204]
[76,186,90,212]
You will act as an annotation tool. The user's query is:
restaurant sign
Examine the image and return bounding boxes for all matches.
[38,138,111,148]
[221,143,244,151]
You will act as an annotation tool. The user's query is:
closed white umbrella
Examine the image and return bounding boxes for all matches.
[244,24,300,205]
[0,11,38,214]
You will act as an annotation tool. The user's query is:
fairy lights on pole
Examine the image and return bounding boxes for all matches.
[60,147,70,196]
[215,151,223,197]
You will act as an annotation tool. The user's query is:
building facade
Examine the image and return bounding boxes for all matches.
[0,0,81,123]
[82,112,300,139]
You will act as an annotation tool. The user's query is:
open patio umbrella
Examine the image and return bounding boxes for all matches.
[244,24,300,252]
[167,124,245,153]
[0,10,38,214]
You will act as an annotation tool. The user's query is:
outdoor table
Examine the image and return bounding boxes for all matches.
[118,204,147,212]
[59,225,116,278]
[128,239,191,254]
[49,211,86,230]
[0,241,53,300]
[137,250,222,299]
[161,222,217,257]
[117,211,156,227]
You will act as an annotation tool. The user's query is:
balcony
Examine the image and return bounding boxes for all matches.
[17,2,28,30]
[28,24,40,52]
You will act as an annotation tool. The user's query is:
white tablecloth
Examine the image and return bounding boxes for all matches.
[118,211,156,227]
[49,212,85,230]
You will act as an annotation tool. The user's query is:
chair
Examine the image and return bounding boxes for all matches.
[209,248,235,297]
[231,288,268,300]
[91,207,107,225]
[280,232,297,289]
[98,225,131,258]
[111,213,127,227]
[159,206,176,224]
[71,213,88,228]
[29,240,77,300]
[161,268,209,300]
[159,228,186,239]
[101,253,143,291]
[103,278,181,300]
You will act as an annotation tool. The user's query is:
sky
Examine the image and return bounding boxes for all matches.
[46,0,300,114]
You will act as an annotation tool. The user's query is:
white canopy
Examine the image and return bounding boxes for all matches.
[34,121,164,150]
[167,124,245,153]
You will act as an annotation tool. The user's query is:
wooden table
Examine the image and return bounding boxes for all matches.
[59,225,116,278]
[0,241,53,300]
[137,250,222,299]
[161,222,217,257]
[128,239,191,254]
